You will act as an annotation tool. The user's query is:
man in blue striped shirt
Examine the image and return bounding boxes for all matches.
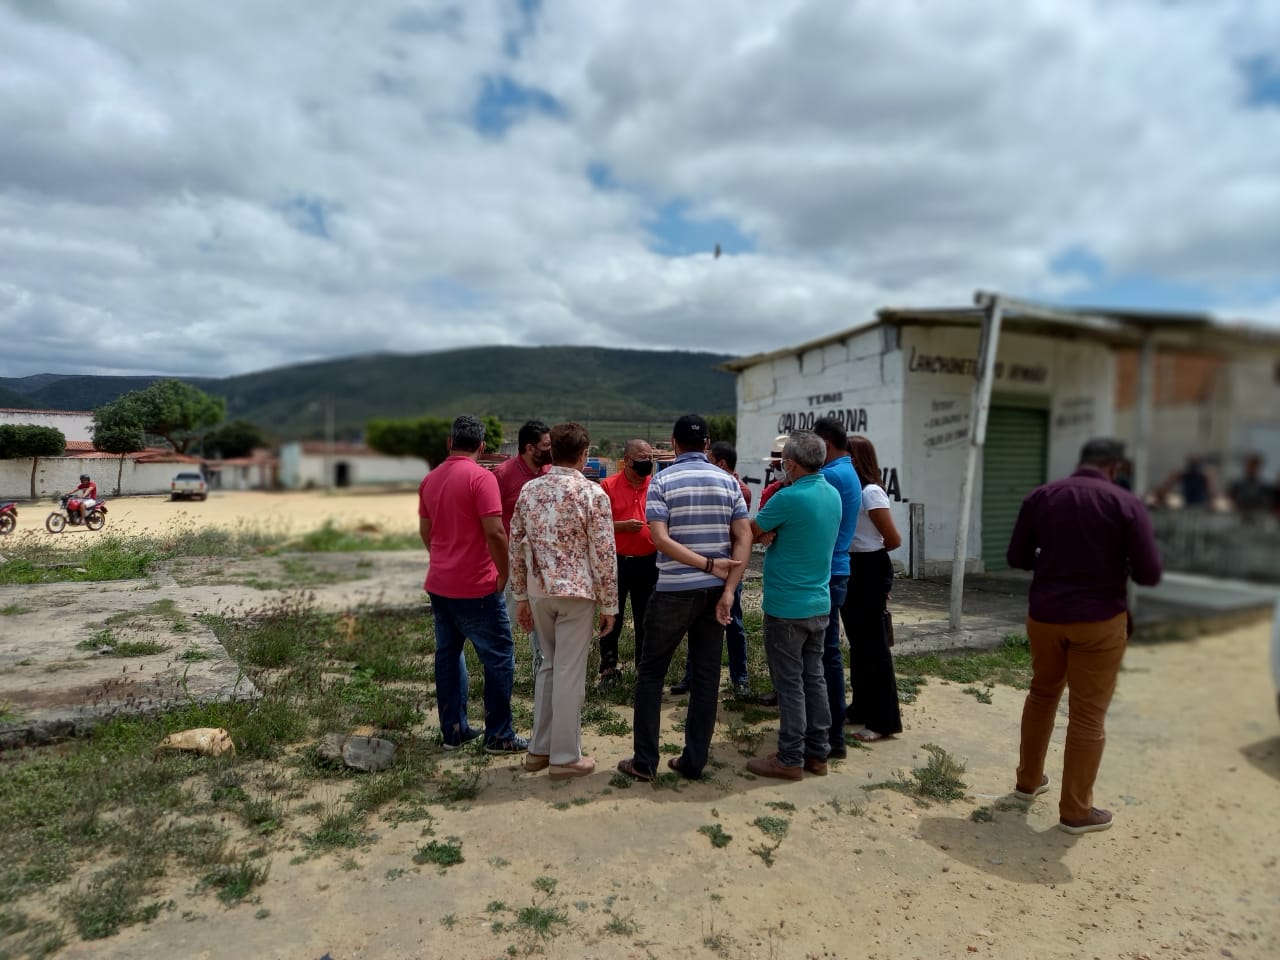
[617,415,751,782]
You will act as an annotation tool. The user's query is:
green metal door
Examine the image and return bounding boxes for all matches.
[981,406,1048,571]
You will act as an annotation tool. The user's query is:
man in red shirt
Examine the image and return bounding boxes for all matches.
[71,473,98,524]
[596,439,658,686]
[419,415,528,754]
[493,420,551,675]
[1006,438,1162,835]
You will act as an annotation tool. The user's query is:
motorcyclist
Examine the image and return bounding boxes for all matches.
[71,474,98,524]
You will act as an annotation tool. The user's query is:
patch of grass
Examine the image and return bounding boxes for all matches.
[0,909,65,959]
[335,668,420,730]
[488,856,511,869]
[826,796,867,817]
[970,805,994,823]
[61,861,169,940]
[764,800,795,813]
[441,912,457,929]
[581,701,631,737]
[433,767,484,804]
[604,913,638,936]
[698,824,732,848]
[607,772,633,789]
[749,841,780,868]
[895,634,1032,690]
[294,520,420,553]
[726,717,766,757]
[866,743,968,804]
[414,837,464,870]
[74,627,170,658]
[486,900,507,913]
[963,685,994,704]
[304,809,370,853]
[896,674,925,703]
[0,603,32,615]
[200,858,269,905]
[518,876,568,941]
[659,741,683,755]
[752,816,790,839]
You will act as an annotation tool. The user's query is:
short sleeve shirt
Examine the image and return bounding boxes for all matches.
[493,455,548,533]
[754,473,842,619]
[599,472,655,556]
[819,456,861,576]
[418,455,503,598]
[646,452,748,591]
[851,484,892,552]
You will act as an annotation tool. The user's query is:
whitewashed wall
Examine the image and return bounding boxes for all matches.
[0,410,94,442]
[0,457,189,499]
[734,324,909,563]
[278,443,427,489]
[900,326,1115,571]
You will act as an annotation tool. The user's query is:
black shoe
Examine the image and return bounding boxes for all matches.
[442,729,481,751]
[758,691,778,707]
[484,735,530,755]
[670,680,690,695]
[827,743,848,760]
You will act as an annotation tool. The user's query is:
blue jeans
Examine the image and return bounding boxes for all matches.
[763,613,831,766]
[633,587,725,778]
[681,582,747,687]
[824,575,849,749]
[429,591,516,744]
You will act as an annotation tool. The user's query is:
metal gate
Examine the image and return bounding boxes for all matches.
[981,406,1048,570]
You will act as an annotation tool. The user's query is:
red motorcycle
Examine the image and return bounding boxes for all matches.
[46,493,108,533]
[0,501,15,536]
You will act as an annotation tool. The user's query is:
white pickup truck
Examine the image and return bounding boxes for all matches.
[170,471,208,501]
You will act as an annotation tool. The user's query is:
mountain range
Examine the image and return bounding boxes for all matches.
[0,346,738,441]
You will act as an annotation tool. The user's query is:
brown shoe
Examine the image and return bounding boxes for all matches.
[549,756,596,780]
[1058,807,1113,835]
[803,757,829,776]
[523,753,550,772]
[746,754,803,781]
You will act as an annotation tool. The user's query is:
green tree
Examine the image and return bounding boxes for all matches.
[201,420,269,459]
[94,379,225,454]
[92,410,147,497]
[706,414,738,446]
[482,416,504,452]
[366,414,503,468]
[0,424,67,499]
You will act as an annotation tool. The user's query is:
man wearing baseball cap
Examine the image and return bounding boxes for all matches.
[617,415,751,782]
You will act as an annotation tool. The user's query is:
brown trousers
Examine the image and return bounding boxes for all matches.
[1017,612,1127,822]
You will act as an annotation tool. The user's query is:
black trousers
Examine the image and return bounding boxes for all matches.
[840,549,902,736]
[597,553,658,673]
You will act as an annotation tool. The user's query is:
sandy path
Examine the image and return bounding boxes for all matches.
[56,620,1280,960]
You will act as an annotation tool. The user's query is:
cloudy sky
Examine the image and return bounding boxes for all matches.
[2,0,1279,378]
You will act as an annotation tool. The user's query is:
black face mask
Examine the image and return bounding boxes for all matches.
[630,459,653,477]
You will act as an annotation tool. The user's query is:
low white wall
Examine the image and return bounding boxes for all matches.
[0,458,192,499]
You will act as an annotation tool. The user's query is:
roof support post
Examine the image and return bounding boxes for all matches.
[949,292,1005,632]
[1129,335,1156,615]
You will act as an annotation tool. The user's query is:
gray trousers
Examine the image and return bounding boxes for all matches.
[763,613,831,767]
[528,596,595,765]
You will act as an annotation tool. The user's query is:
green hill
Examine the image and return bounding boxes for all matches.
[0,346,737,442]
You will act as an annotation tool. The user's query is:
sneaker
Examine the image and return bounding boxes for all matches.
[1013,774,1051,802]
[442,729,481,751]
[670,680,690,695]
[732,681,751,698]
[827,743,848,760]
[484,735,530,755]
[1059,807,1113,835]
[746,753,803,781]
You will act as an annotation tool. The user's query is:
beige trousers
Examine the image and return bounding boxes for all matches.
[529,596,595,765]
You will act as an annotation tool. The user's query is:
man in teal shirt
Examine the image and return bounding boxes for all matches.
[746,431,842,780]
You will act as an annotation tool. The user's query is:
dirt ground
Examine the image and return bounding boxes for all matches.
[47,622,1278,960]
[2,488,424,544]
[6,491,1279,959]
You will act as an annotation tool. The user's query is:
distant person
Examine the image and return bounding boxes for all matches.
[418,415,528,755]
[745,432,841,780]
[1159,455,1215,508]
[758,435,790,511]
[842,435,903,743]
[616,415,750,782]
[494,420,552,677]
[509,422,618,779]
[1228,454,1273,517]
[596,439,658,688]
[809,417,861,758]
[1005,438,1162,835]
[71,473,98,524]
[672,441,752,697]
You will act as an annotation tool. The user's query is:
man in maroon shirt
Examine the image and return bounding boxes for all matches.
[1006,438,1162,835]
[494,420,551,675]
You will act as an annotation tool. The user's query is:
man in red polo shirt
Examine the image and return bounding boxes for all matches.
[596,438,658,686]
[419,415,528,754]
[494,420,551,675]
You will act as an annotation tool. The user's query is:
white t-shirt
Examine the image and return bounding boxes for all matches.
[851,484,892,553]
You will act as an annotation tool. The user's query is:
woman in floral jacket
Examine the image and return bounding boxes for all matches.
[509,422,619,779]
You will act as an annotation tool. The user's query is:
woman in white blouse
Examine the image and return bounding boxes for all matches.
[840,435,903,742]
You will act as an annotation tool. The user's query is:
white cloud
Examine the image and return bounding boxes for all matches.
[1,0,1279,378]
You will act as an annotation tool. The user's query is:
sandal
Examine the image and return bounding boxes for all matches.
[667,756,701,780]
[615,758,653,782]
[851,729,887,743]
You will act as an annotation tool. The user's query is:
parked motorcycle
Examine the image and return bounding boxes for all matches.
[46,493,108,533]
[0,501,15,536]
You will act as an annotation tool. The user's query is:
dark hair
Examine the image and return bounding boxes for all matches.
[709,441,737,471]
[449,415,486,452]
[1079,438,1125,468]
[550,421,590,465]
[848,435,882,488]
[811,417,848,452]
[518,420,550,454]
